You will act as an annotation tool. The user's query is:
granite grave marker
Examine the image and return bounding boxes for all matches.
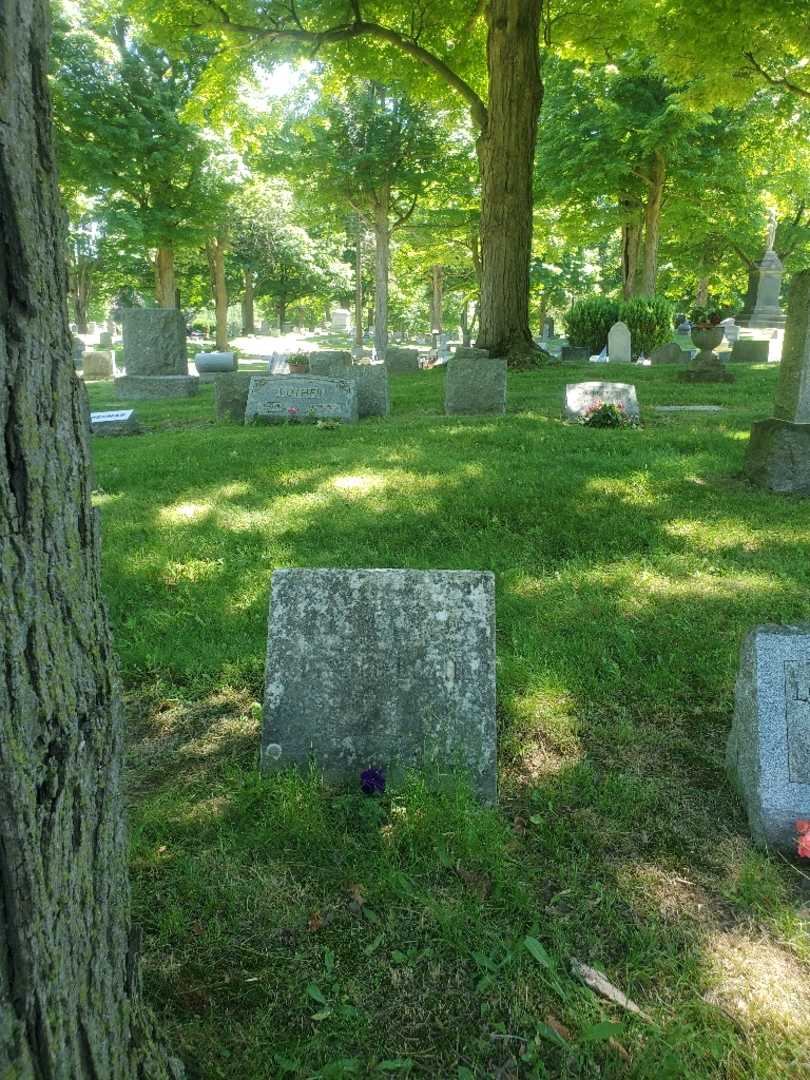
[245,374,358,424]
[564,381,640,422]
[261,569,497,801]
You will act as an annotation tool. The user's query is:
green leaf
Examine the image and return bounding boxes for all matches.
[579,1021,624,1043]
[523,936,555,970]
[306,982,327,1005]
[535,1022,569,1048]
[364,933,385,956]
[378,1060,413,1072]
[311,1007,333,1021]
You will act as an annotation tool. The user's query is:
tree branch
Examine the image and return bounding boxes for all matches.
[743,51,810,100]
[194,1,489,129]
[391,195,418,232]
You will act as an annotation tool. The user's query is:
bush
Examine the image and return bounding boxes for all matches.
[564,297,620,355]
[620,295,673,357]
[581,401,636,428]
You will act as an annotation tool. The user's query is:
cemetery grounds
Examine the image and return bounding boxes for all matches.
[87,360,810,1079]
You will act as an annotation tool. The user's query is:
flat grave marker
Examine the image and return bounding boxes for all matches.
[245,374,358,424]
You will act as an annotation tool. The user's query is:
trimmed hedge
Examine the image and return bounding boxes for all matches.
[565,294,674,357]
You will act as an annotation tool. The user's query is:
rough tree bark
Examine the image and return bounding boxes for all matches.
[68,252,92,333]
[372,186,390,361]
[276,298,287,331]
[241,268,255,334]
[620,193,643,299]
[154,243,176,308]
[475,0,542,360]
[639,151,666,296]
[431,264,443,335]
[354,217,364,348]
[0,1,180,1077]
[206,232,229,350]
[695,274,709,307]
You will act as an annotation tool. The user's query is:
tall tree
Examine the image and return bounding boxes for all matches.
[51,6,222,307]
[0,0,179,1076]
[280,79,440,358]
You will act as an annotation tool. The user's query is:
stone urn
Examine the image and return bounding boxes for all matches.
[288,359,308,374]
[679,324,734,383]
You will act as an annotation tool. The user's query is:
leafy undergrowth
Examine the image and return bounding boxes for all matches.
[89,363,810,1078]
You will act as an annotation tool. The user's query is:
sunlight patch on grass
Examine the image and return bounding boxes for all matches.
[331,472,386,493]
[582,472,658,508]
[667,518,810,552]
[704,930,810,1034]
[160,501,212,523]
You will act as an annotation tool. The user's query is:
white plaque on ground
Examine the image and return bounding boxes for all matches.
[564,382,639,421]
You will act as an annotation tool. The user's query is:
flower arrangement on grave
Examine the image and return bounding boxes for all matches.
[796,820,810,859]
[689,304,729,331]
[288,351,309,374]
[581,400,636,429]
[286,406,300,424]
[316,418,340,430]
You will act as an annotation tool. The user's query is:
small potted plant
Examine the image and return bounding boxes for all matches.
[689,305,725,353]
[288,351,309,375]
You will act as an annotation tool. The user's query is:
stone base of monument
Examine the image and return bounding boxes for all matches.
[445,357,507,415]
[678,353,735,384]
[115,374,199,399]
[727,625,810,851]
[212,372,256,422]
[350,363,389,418]
[743,418,810,494]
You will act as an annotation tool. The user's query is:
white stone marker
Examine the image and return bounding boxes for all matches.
[608,320,632,362]
[89,409,140,436]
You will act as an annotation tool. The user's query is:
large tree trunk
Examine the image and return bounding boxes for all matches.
[68,252,92,333]
[475,0,542,362]
[154,243,176,308]
[241,268,255,334]
[373,186,390,361]
[639,151,666,296]
[620,193,643,299]
[0,2,179,1077]
[277,298,286,331]
[431,264,443,335]
[206,233,228,351]
[354,216,364,348]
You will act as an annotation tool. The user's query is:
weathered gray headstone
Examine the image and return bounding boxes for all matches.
[114,374,199,400]
[330,307,351,332]
[738,249,786,329]
[351,363,390,418]
[213,372,256,422]
[727,625,810,851]
[195,350,236,373]
[90,409,140,436]
[560,345,589,362]
[445,357,507,416]
[99,330,113,347]
[309,350,352,376]
[608,320,632,363]
[564,381,639,422]
[649,341,687,365]
[122,308,188,375]
[744,270,810,493]
[245,374,358,424]
[385,347,420,374]
[452,346,489,360]
[730,339,770,364]
[264,353,290,374]
[82,350,114,378]
[261,569,497,801]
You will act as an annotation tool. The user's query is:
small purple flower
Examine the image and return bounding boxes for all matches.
[360,767,385,795]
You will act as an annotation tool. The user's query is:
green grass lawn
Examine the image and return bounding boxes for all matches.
[87,362,810,1079]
